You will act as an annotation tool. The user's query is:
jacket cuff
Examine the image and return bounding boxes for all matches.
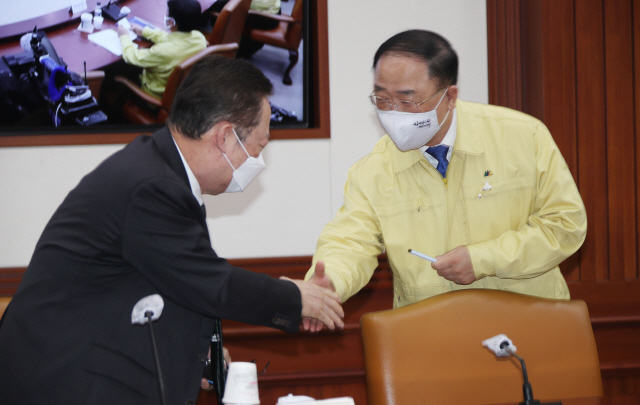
[468,241,496,280]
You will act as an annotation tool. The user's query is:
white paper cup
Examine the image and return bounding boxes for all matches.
[80,13,93,30]
[222,362,260,404]
[93,16,103,30]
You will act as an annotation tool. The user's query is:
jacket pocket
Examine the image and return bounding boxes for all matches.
[393,274,451,307]
[463,175,535,241]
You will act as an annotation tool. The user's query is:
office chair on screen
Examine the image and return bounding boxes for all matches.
[242,0,304,85]
[204,0,252,46]
[113,43,238,125]
[360,289,602,405]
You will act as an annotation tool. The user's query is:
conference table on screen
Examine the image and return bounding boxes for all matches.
[0,0,167,73]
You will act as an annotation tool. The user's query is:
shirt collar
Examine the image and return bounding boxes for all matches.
[390,99,484,173]
[419,108,458,162]
[172,137,203,206]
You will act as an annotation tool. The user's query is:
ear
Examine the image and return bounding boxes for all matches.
[204,121,234,154]
[445,85,459,110]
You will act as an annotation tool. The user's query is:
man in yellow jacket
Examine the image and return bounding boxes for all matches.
[305,30,586,326]
[118,0,207,98]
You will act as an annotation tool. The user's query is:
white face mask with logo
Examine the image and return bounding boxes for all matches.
[222,128,266,193]
[376,87,450,151]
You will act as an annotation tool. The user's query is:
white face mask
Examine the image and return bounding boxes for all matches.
[376,87,450,151]
[222,128,266,193]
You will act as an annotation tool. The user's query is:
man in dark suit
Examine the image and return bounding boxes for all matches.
[0,55,343,405]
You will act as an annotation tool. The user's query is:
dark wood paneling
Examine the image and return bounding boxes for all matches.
[490,0,640,402]
[540,0,577,175]
[0,267,26,296]
[575,0,609,283]
[519,0,544,120]
[487,0,522,110]
[604,0,636,282]
[635,0,640,282]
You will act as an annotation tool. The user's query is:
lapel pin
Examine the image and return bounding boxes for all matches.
[479,172,493,199]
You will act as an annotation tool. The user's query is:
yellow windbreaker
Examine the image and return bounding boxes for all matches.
[307,100,587,308]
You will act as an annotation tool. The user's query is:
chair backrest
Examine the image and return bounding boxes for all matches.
[206,0,252,45]
[0,297,11,319]
[158,43,239,121]
[360,289,602,405]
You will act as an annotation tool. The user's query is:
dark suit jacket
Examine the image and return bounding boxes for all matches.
[0,127,301,405]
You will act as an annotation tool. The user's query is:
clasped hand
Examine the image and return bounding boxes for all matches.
[301,261,342,332]
[281,266,344,332]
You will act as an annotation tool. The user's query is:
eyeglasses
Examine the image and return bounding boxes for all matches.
[369,87,448,112]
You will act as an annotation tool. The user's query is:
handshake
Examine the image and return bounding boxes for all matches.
[283,261,344,332]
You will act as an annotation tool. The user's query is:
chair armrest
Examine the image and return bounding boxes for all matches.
[114,76,162,107]
[247,10,297,23]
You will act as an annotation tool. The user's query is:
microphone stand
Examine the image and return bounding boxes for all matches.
[132,294,167,405]
[501,343,540,405]
[145,310,167,405]
[500,342,561,405]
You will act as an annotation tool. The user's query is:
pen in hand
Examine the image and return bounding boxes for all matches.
[408,249,437,262]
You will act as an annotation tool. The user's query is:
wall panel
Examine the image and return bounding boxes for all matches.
[490,0,640,402]
[604,0,637,282]
[575,0,608,283]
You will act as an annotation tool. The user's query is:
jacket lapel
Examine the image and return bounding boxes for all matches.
[152,127,190,188]
[151,127,208,226]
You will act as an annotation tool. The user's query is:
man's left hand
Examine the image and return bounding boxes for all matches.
[431,246,476,285]
[200,346,231,391]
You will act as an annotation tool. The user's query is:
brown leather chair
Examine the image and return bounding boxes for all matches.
[205,0,252,46]
[0,297,11,319]
[242,0,304,85]
[114,43,238,125]
[360,289,602,405]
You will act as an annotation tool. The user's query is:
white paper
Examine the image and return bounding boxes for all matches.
[116,18,138,40]
[117,17,131,29]
[88,29,123,56]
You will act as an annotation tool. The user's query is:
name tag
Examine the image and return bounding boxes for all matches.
[70,1,88,15]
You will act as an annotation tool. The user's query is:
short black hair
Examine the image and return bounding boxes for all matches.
[167,55,273,140]
[168,0,202,33]
[373,30,458,89]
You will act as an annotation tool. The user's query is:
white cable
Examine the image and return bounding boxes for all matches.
[54,103,62,127]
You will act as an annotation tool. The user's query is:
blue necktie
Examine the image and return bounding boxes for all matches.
[427,145,450,178]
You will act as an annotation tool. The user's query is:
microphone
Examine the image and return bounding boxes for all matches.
[482,334,561,405]
[132,294,167,405]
